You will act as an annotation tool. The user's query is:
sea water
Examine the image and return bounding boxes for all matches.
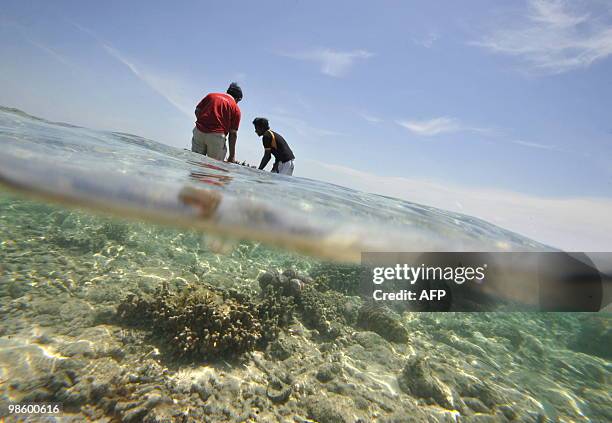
[0,107,610,422]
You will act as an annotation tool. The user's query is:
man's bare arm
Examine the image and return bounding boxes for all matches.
[259,149,272,170]
[227,130,237,162]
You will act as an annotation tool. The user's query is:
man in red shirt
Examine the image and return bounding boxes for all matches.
[192,82,242,162]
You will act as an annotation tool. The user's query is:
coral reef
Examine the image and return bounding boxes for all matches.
[297,285,357,338]
[237,160,257,168]
[4,194,611,422]
[249,285,295,346]
[309,262,364,295]
[117,282,293,360]
[258,268,410,343]
[258,268,363,339]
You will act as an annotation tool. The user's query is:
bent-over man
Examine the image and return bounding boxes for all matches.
[192,82,242,162]
[253,117,295,175]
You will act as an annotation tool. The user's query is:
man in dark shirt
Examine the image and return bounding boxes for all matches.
[253,117,295,175]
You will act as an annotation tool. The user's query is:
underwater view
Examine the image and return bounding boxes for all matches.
[0,106,610,422]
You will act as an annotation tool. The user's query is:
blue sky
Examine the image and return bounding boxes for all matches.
[1,0,612,250]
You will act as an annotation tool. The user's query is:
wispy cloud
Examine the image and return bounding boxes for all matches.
[24,38,75,68]
[269,108,345,138]
[474,0,612,74]
[360,112,383,124]
[69,20,100,41]
[397,117,569,152]
[397,117,462,136]
[397,117,492,136]
[301,159,612,251]
[4,19,76,68]
[101,45,194,117]
[512,139,558,151]
[413,30,440,48]
[68,21,195,118]
[281,48,373,77]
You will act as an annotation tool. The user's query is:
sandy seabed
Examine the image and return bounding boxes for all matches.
[0,194,610,422]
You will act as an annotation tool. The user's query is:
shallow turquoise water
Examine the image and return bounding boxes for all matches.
[0,106,550,262]
[0,107,609,422]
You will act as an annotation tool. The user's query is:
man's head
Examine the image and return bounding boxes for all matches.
[227,82,243,102]
[252,117,270,136]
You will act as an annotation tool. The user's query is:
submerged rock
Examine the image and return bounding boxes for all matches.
[397,355,454,409]
[98,220,130,243]
[356,302,408,343]
[288,279,304,297]
[266,378,292,403]
[282,268,298,279]
[258,268,312,298]
[316,363,343,383]
[304,396,348,423]
[267,336,299,361]
[258,271,278,290]
[568,315,612,360]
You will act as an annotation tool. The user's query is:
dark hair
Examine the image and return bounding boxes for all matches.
[227,82,243,101]
[252,117,270,130]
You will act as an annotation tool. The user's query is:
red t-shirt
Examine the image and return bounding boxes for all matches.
[195,93,241,134]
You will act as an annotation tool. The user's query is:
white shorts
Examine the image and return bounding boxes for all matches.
[277,160,294,176]
[191,128,227,161]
